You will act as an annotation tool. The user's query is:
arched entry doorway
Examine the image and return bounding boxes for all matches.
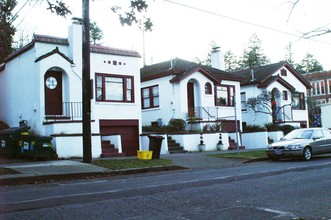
[271,88,281,122]
[44,70,63,116]
[187,79,201,117]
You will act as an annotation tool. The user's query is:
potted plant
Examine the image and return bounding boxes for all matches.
[198,133,205,152]
[216,133,223,151]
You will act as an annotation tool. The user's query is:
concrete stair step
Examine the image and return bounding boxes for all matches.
[228,146,245,150]
[101,152,126,158]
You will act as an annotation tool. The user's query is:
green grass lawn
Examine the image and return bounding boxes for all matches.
[92,158,173,170]
[207,150,267,159]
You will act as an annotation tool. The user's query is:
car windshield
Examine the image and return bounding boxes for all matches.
[283,129,313,140]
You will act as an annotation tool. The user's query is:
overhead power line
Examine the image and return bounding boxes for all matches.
[10,0,30,24]
[164,0,331,45]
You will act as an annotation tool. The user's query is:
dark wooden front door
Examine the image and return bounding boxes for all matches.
[44,71,62,115]
[187,82,195,117]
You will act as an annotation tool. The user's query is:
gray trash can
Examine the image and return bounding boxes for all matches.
[148,136,164,159]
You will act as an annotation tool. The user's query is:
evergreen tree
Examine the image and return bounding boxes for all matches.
[295,53,323,74]
[239,33,270,69]
[224,50,238,72]
[0,0,17,62]
[90,21,103,45]
[284,42,295,65]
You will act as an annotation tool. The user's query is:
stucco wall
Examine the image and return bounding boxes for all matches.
[241,131,268,149]
[321,104,331,129]
[53,135,101,158]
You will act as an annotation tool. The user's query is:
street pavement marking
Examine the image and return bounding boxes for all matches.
[256,207,298,218]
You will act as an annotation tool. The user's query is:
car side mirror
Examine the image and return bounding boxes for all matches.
[313,136,322,140]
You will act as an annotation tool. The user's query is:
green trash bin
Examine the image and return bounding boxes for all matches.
[19,135,54,160]
[0,126,30,158]
[148,135,164,159]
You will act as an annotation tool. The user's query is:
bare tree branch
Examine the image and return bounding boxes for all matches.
[287,0,331,39]
[302,27,331,39]
[286,0,300,22]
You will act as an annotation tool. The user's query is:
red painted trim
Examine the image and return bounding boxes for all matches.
[100,119,139,126]
[95,73,135,103]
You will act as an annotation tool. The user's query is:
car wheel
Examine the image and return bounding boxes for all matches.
[303,147,312,161]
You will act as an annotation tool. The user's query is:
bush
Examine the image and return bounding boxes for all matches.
[264,123,281,131]
[0,121,9,131]
[168,119,186,132]
[243,124,266,132]
[278,125,295,135]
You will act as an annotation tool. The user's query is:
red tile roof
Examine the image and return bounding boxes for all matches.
[3,33,140,63]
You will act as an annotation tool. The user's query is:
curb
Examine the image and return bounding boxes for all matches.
[0,165,187,186]
[244,157,270,163]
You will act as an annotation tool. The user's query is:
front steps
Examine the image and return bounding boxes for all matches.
[228,137,245,150]
[167,136,188,154]
[101,140,126,157]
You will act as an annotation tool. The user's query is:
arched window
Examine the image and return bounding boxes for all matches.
[205,82,212,95]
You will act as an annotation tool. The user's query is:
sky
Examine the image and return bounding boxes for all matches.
[12,0,331,70]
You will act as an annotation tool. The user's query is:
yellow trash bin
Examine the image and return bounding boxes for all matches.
[137,150,153,160]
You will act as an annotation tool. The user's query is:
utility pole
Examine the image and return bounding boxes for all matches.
[234,93,240,156]
[82,0,92,163]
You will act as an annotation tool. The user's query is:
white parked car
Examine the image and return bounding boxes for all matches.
[266,128,331,161]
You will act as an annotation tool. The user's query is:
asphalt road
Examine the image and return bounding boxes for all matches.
[1,157,331,219]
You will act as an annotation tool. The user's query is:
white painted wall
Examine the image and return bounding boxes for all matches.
[141,75,178,126]
[53,135,101,158]
[140,134,168,155]
[268,131,284,143]
[0,45,39,130]
[171,133,229,152]
[321,103,331,129]
[241,131,268,149]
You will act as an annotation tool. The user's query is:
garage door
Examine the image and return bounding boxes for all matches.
[100,120,139,156]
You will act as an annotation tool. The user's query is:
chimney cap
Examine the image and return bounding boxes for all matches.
[72,17,83,24]
[212,46,221,52]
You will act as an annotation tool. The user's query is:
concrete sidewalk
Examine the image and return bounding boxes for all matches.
[0,151,258,185]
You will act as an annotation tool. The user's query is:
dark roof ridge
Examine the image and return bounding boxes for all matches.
[90,44,141,58]
[33,34,69,45]
[35,47,74,64]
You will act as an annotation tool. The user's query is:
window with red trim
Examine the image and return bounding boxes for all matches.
[96,73,134,102]
[215,85,235,106]
[141,85,159,109]
[292,92,305,110]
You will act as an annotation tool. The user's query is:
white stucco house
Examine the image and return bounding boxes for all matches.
[0,20,142,158]
[140,54,245,133]
[234,61,311,128]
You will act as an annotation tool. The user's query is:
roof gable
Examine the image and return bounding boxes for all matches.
[35,47,73,64]
[140,58,245,83]
[233,61,311,89]
[169,66,221,85]
[257,75,295,91]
